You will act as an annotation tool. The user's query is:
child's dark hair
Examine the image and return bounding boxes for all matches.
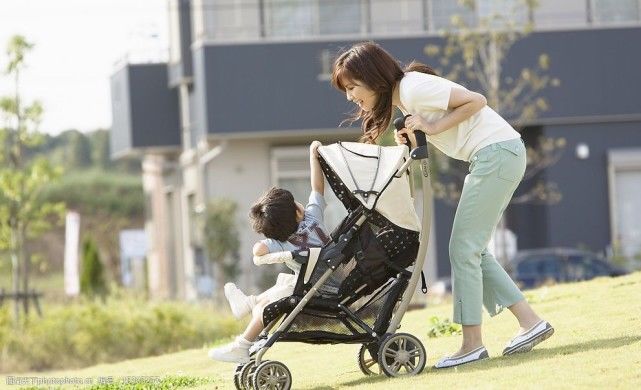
[249,187,298,242]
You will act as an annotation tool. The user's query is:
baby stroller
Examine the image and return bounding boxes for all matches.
[234,121,433,390]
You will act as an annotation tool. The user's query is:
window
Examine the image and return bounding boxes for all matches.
[568,255,592,280]
[568,255,610,280]
[430,0,476,30]
[534,0,588,28]
[199,0,261,40]
[319,0,362,35]
[517,258,539,276]
[592,0,640,24]
[477,0,529,26]
[539,256,563,281]
[371,0,424,34]
[265,0,313,37]
[430,0,530,31]
[265,0,362,38]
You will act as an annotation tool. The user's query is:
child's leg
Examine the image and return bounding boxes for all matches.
[208,301,268,363]
[224,283,257,319]
[241,301,268,342]
[257,275,296,303]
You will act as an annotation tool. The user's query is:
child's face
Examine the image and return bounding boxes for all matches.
[295,201,305,223]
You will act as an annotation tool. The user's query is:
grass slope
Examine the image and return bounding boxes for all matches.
[3,272,640,390]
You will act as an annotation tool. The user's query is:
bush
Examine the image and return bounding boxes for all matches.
[426,316,462,338]
[0,295,244,372]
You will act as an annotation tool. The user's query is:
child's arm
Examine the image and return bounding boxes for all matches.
[252,241,269,257]
[252,241,294,266]
[310,141,324,195]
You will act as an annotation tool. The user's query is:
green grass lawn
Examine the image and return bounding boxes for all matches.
[2,272,640,390]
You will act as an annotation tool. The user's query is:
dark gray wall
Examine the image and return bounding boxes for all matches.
[196,42,354,135]
[110,64,182,158]
[542,121,641,252]
[197,27,641,136]
[507,28,641,119]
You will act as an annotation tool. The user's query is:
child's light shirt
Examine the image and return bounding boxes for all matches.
[259,191,330,302]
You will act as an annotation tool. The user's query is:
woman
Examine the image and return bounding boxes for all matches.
[331,42,553,368]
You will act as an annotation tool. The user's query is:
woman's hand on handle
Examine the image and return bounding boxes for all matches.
[404,114,436,135]
[394,114,436,147]
[394,127,414,146]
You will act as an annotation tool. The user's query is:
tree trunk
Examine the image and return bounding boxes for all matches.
[10,228,21,325]
[21,227,30,316]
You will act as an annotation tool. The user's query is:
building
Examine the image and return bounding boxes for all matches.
[110,0,641,299]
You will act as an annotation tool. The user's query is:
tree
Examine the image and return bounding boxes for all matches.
[0,36,65,322]
[80,236,107,297]
[90,129,111,170]
[66,130,92,170]
[203,198,240,299]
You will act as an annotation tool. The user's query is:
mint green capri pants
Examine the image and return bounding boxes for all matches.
[450,138,527,325]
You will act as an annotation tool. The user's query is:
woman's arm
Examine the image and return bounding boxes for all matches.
[404,87,487,136]
[309,141,324,195]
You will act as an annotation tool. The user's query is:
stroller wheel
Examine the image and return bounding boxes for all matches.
[358,344,381,375]
[239,360,256,390]
[377,333,427,377]
[233,363,244,390]
[252,360,292,390]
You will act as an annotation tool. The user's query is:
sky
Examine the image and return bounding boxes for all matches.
[0,0,168,135]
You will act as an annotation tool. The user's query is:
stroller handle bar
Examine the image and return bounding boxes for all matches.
[394,115,429,160]
[386,146,433,334]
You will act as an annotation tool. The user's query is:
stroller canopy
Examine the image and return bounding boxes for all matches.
[319,142,421,232]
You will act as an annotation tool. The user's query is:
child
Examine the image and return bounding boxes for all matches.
[209,141,329,363]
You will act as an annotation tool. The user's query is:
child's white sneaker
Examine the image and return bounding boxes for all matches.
[224,283,254,319]
[208,336,252,363]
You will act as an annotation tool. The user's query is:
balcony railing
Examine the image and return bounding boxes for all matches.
[187,0,641,43]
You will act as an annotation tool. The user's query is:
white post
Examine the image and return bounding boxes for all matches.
[64,211,81,296]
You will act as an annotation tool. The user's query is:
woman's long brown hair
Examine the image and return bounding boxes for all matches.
[331,42,436,143]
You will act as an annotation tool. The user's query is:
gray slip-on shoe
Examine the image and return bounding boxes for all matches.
[434,346,489,369]
[503,320,554,356]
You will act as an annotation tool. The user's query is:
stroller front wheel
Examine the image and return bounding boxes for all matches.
[251,360,292,390]
[358,344,381,375]
[377,333,427,377]
[233,363,244,390]
[239,360,257,390]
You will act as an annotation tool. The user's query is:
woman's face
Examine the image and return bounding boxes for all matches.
[342,78,378,112]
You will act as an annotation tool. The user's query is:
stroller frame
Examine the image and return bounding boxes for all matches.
[235,136,433,389]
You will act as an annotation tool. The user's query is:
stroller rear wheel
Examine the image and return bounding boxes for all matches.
[377,333,427,377]
[251,360,292,390]
[357,344,381,375]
